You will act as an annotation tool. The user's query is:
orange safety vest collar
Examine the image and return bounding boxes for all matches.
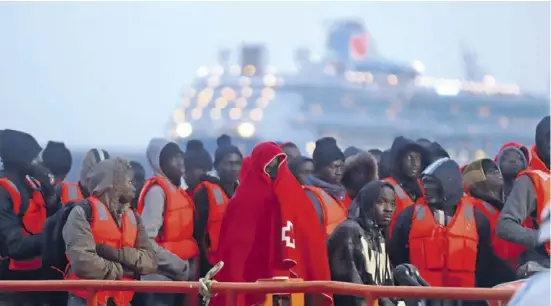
[409,197,478,287]
[60,182,84,205]
[137,176,199,260]
[195,181,230,264]
[304,185,347,236]
[66,197,138,306]
[0,177,46,271]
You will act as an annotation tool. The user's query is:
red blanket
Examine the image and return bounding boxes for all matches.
[212,142,332,306]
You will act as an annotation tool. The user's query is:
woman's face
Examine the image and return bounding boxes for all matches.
[373,186,396,227]
[297,160,314,184]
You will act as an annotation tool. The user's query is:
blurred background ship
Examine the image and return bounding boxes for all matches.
[63,18,550,181]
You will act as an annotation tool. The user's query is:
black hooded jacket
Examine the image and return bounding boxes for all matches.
[378,150,392,179]
[388,137,431,202]
[328,181,396,306]
[389,158,515,292]
[0,130,48,278]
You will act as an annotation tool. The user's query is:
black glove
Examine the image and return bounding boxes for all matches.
[27,163,55,199]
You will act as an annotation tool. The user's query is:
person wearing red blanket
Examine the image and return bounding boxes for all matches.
[211,141,332,306]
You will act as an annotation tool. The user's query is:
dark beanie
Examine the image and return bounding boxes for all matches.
[214,134,242,166]
[184,139,213,171]
[0,129,42,167]
[312,137,345,171]
[42,141,72,176]
[159,142,184,173]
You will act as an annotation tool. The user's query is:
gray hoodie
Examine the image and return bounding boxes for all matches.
[140,138,196,281]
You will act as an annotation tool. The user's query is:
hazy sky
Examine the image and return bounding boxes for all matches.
[1,1,549,149]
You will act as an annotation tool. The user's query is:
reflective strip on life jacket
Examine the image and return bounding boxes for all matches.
[61,183,84,205]
[409,198,478,287]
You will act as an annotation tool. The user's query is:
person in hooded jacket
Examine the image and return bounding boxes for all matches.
[341,152,378,211]
[0,130,58,306]
[497,115,551,263]
[384,136,431,236]
[463,158,525,271]
[136,138,198,306]
[304,137,348,236]
[288,156,314,185]
[192,135,242,278]
[56,148,111,206]
[427,142,450,163]
[494,142,530,202]
[389,158,514,300]
[327,181,397,306]
[41,141,72,186]
[63,157,157,306]
[367,149,383,164]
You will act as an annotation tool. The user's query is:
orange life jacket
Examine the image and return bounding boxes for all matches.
[0,177,46,271]
[472,198,527,269]
[383,177,422,237]
[137,176,198,260]
[60,182,84,205]
[517,145,550,255]
[304,185,347,236]
[66,197,137,306]
[194,181,229,264]
[409,197,478,287]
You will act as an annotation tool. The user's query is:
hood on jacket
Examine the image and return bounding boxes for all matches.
[421,158,464,209]
[462,158,504,203]
[342,152,378,191]
[535,116,550,168]
[146,138,172,175]
[352,180,395,230]
[389,136,431,178]
[86,157,133,212]
[495,142,530,165]
[79,148,110,188]
[428,142,450,162]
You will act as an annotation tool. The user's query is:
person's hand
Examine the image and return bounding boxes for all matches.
[96,244,120,262]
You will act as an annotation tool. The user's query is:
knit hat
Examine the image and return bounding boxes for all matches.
[214,134,242,166]
[0,129,42,167]
[312,137,344,171]
[42,141,72,176]
[184,139,213,171]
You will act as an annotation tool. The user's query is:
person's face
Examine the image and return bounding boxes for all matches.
[296,160,314,184]
[120,171,136,204]
[321,159,344,184]
[164,153,186,180]
[401,150,422,179]
[484,165,504,196]
[217,153,242,183]
[184,168,207,188]
[499,149,526,177]
[421,176,443,207]
[265,156,283,179]
[283,146,301,160]
[373,186,396,227]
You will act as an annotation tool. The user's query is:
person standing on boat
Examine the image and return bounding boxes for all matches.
[304,137,348,237]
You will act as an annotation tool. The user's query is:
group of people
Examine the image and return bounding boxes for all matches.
[0,115,548,306]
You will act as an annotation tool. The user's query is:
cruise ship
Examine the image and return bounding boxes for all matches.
[167,19,549,165]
